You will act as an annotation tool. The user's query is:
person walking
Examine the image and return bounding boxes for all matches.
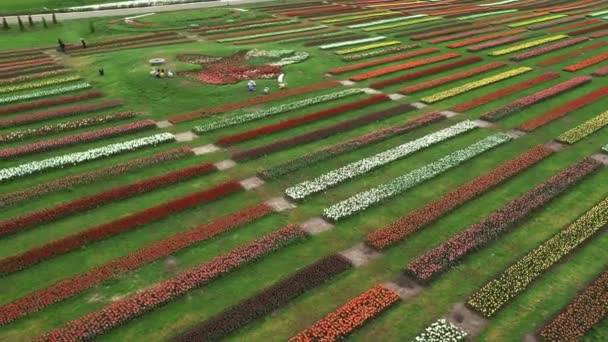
[57,38,65,52]
[80,38,87,48]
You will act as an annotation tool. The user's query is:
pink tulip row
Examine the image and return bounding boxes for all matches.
[511,37,589,61]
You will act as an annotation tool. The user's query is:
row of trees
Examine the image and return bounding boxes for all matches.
[2,13,58,31]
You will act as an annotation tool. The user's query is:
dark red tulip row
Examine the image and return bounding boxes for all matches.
[401,62,506,94]
[0,64,64,79]
[0,147,192,208]
[512,37,589,61]
[173,254,352,341]
[0,59,57,73]
[259,111,445,179]
[36,225,306,342]
[350,52,460,82]
[0,161,217,238]
[0,180,244,274]
[537,41,607,67]
[65,31,178,52]
[406,158,601,282]
[233,103,416,162]
[410,23,487,40]
[527,15,584,30]
[328,48,438,75]
[0,203,273,326]
[540,270,608,341]
[518,86,608,132]
[466,35,528,52]
[447,29,527,48]
[395,22,473,39]
[480,76,592,122]
[0,100,123,127]
[429,27,504,44]
[69,36,191,57]
[569,22,608,36]
[545,19,601,33]
[217,94,390,146]
[0,52,48,65]
[0,57,56,70]
[452,72,559,113]
[0,90,104,115]
[564,52,608,72]
[367,145,554,249]
[290,284,400,341]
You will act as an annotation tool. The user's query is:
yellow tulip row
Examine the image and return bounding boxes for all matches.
[489,34,568,56]
[557,110,608,144]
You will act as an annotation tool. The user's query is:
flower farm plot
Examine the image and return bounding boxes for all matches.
[557,110,608,144]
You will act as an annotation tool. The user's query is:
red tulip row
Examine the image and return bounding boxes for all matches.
[569,22,608,36]
[169,81,341,124]
[0,180,244,274]
[527,15,584,30]
[0,57,56,70]
[0,59,57,73]
[36,225,306,342]
[406,158,601,282]
[512,37,589,61]
[537,41,607,67]
[540,270,608,341]
[401,62,506,94]
[65,31,178,51]
[0,64,64,79]
[333,13,404,27]
[545,19,601,33]
[233,103,416,162]
[0,203,273,326]
[0,119,156,159]
[447,29,527,48]
[452,72,559,113]
[0,90,104,115]
[290,284,400,341]
[0,52,46,64]
[370,56,482,89]
[0,147,192,208]
[590,30,608,38]
[466,35,528,52]
[174,254,352,341]
[593,65,608,77]
[328,48,438,75]
[429,27,504,44]
[350,52,461,81]
[564,52,608,72]
[217,94,390,146]
[480,76,592,122]
[0,69,71,87]
[367,145,554,249]
[69,37,193,57]
[0,161,217,237]
[410,23,487,40]
[518,86,608,132]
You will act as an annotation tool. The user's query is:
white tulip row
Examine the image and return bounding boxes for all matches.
[0,82,91,105]
[319,36,386,50]
[346,14,427,29]
[0,133,175,182]
[324,133,512,221]
[413,319,468,342]
[285,120,480,200]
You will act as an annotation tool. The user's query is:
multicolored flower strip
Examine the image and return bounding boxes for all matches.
[447,29,527,48]
[324,133,512,221]
[527,15,583,30]
[362,17,440,32]
[413,319,467,341]
[335,40,401,55]
[406,158,602,282]
[557,110,608,144]
[341,44,420,62]
[488,34,568,56]
[35,225,305,341]
[367,145,554,249]
[421,67,532,104]
[285,120,479,201]
[289,285,400,341]
[319,36,387,50]
[0,65,64,79]
[429,27,504,44]
[192,89,362,134]
[175,255,352,341]
[351,52,461,82]
[329,48,438,75]
[0,133,175,182]
[481,76,592,122]
[260,112,445,179]
[0,204,272,325]
[467,34,528,52]
[467,196,608,318]
[0,75,81,95]
[540,269,608,341]
[0,69,71,87]
[0,82,92,105]
[511,37,589,61]
[564,52,608,72]
[508,14,567,27]
[217,25,328,43]
[0,90,104,115]
[401,62,506,94]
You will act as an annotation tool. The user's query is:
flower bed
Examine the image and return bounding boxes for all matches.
[217,95,389,146]
[527,15,584,30]
[545,19,601,34]
[413,319,468,341]
[557,110,608,144]
[0,203,272,325]
[350,52,460,82]
[0,133,174,182]
[406,158,602,282]
[401,62,506,94]
[512,37,589,61]
[335,41,401,55]
[410,23,486,40]
[285,120,478,200]
[508,14,567,27]
[422,67,531,103]
[0,69,71,87]
[569,22,608,36]
[362,17,439,32]
[367,145,553,249]
[467,196,608,318]
[281,5,359,18]
[0,82,91,105]
[329,48,438,75]
[518,86,608,132]
[175,255,352,341]
[0,59,56,72]
[290,285,400,341]
[447,29,526,48]
[321,12,396,24]
[190,18,291,33]
[540,270,608,341]
[0,74,81,94]
[481,76,592,122]
[324,133,511,221]
[590,30,608,38]
[36,225,305,341]
[341,44,420,62]
[0,147,191,208]
[203,20,299,34]
[233,104,416,162]
[346,14,428,29]
[319,36,387,50]
[217,25,327,43]
[429,27,504,44]
[0,90,104,116]
[488,34,568,56]
[452,72,559,113]
[303,34,369,47]
[0,57,54,69]
[563,52,608,72]
[593,65,608,76]
[467,35,528,52]
[0,65,64,79]
[69,38,193,56]
[0,180,244,274]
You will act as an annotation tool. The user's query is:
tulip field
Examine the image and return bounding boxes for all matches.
[0,0,608,341]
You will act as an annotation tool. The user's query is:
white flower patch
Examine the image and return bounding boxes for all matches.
[319,36,387,50]
[323,133,511,220]
[269,52,310,66]
[0,82,91,105]
[347,14,427,29]
[413,319,468,342]
[285,120,480,200]
[0,133,174,182]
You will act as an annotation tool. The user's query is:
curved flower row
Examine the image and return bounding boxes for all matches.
[511,36,589,61]
[401,62,506,94]
[557,110,608,144]
[488,34,568,56]
[0,82,91,105]
[422,67,532,103]
[217,25,327,43]
[341,44,419,62]
[413,319,467,342]
[0,69,70,87]
[406,158,602,282]
[0,90,104,115]
[270,51,310,66]
[0,75,81,95]
[324,133,512,221]
[319,36,386,50]
[35,225,306,342]
[176,255,352,341]
[260,112,445,179]
[467,34,527,52]
[285,120,479,200]
[69,37,192,56]
[564,52,608,72]
[0,132,175,182]
[290,285,400,341]
[467,196,608,317]
[351,52,461,82]
[0,58,56,72]
[366,145,554,249]
[335,41,401,55]
[330,48,437,75]
[481,76,592,122]
[204,20,299,34]
[0,203,272,325]
[189,18,290,32]
[0,147,191,208]
[410,23,485,40]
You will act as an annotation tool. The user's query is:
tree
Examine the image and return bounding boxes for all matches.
[52,13,57,24]
[89,21,95,33]
[2,17,8,30]
[28,15,34,27]
[17,17,24,31]
[42,17,48,28]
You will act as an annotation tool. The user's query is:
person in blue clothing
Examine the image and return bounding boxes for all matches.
[247,80,256,92]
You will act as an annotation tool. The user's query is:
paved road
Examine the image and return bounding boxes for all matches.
[3,0,276,24]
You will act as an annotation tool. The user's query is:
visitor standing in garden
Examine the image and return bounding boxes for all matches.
[278,73,286,90]
[57,38,65,52]
[248,80,256,92]
[80,38,87,48]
